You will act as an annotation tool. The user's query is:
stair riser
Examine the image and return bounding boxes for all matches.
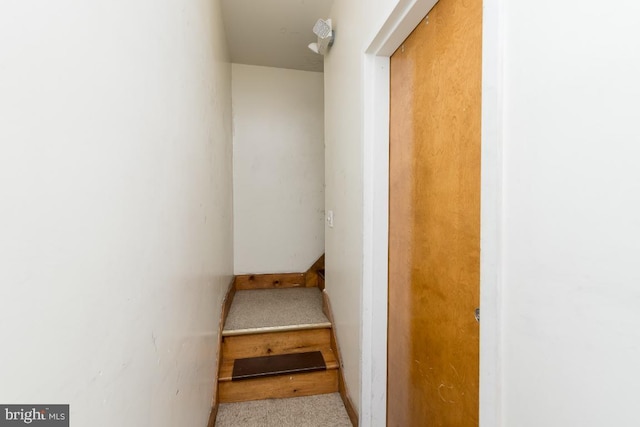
[218,370,338,403]
[234,273,307,290]
[222,328,331,360]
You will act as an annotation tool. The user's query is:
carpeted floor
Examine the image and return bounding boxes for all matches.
[216,393,352,426]
[224,288,330,332]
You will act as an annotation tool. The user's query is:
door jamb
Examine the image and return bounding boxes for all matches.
[360,0,503,425]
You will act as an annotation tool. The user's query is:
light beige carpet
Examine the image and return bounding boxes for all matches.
[216,393,352,427]
[223,288,329,332]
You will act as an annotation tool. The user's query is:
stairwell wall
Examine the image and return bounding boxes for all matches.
[0,1,233,426]
[232,64,325,274]
[323,0,399,418]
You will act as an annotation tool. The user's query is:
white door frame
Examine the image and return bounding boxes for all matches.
[360,0,503,425]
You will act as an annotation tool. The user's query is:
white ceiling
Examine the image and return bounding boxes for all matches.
[221,0,334,73]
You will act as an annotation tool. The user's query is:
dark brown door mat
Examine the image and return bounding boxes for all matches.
[231,351,326,381]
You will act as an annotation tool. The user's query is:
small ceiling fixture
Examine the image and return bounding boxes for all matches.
[308,18,334,55]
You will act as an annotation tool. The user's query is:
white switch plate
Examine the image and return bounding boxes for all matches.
[326,210,334,228]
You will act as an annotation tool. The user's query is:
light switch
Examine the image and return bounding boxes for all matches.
[326,210,334,228]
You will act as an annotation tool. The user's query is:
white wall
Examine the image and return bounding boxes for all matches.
[0,1,233,426]
[232,64,325,274]
[500,1,640,426]
[324,0,398,417]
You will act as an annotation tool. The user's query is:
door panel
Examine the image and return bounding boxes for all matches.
[387,0,482,425]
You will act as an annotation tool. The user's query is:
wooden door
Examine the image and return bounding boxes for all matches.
[387,0,482,425]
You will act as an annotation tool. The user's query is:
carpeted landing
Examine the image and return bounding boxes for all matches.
[215,393,352,426]
[223,288,330,333]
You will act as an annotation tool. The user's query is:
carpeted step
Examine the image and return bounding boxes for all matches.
[216,393,352,427]
[218,279,340,404]
[223,287,330,336]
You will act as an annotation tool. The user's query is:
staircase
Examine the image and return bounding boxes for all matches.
[212,258,355,426]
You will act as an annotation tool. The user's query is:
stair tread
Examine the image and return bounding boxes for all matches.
[219,346,338,382]
[223,288,329,333]
[216,393,352,426]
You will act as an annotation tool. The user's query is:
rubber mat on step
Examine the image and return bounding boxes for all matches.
[232,351,326,380]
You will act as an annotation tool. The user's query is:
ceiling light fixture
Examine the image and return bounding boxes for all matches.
[308,18,334,55]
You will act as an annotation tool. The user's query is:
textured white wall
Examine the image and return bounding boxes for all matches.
[232,64,325,274]
[324,0,399,417]
[0,1,233,426]
[500,1,640,425]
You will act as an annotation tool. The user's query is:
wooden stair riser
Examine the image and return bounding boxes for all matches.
[222,328,332,360]
[218,369,338,403]
[233,255,325,290]
[234,273,307,290]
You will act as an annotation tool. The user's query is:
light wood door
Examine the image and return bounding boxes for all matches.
[387,0,482,425]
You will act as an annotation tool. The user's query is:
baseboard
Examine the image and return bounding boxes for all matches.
[317,268,325,291]
[207,404,218,427]
[305,254,325,288]
[339,373,359,427]
[322,291,359,427]
[209,277,236,427]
